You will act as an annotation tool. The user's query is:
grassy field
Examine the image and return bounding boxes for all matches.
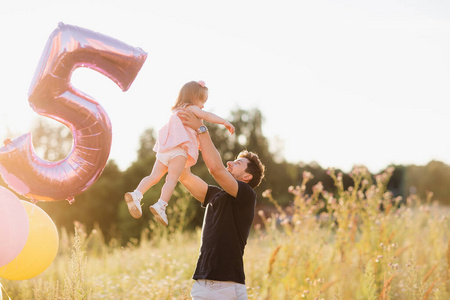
[2,166,450,299]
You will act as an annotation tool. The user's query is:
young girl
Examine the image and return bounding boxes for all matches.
[124,80,235,226]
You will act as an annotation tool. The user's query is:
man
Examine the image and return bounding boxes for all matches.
[178,110,265,300]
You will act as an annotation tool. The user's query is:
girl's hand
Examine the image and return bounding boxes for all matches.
[225,122,235,135]
[178,109,203,130]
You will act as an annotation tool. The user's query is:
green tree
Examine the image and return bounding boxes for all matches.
[74,160,124,242]
[31,118,73,161]
[404,161,450,205]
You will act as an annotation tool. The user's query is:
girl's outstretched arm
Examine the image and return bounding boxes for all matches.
[186,105,235,134]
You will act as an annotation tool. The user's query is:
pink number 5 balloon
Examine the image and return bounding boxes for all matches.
[0,23,147,202]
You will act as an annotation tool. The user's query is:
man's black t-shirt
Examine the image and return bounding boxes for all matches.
[192,181,256,284]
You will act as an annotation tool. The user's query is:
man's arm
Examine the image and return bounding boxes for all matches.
[179,167,208,203]
[178,110,239,197]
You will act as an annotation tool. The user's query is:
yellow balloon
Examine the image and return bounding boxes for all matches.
[0,201,59,280]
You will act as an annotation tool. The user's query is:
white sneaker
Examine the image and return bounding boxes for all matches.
[150,202,168,226]
[125,192,142,218]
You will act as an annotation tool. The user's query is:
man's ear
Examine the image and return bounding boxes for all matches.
[243,173,253,183]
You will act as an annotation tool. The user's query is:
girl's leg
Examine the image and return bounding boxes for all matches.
[150,155,187,226]
[125,160,168,219]
[159,155,187,203]
[135,160,168,195]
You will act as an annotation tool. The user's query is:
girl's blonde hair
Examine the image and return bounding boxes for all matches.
[172,81,208,110]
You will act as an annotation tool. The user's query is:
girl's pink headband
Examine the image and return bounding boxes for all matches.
[197,80,206,87]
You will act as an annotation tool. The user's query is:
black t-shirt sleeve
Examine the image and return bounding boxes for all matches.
[235,181,256,205]
[203,182,255,207]
[201,185,221,208]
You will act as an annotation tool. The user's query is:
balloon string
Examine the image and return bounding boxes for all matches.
[30,201,37,214]
[0,279,12,300]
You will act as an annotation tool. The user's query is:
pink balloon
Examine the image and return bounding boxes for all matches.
[0,23,147,202]
[0,186,29,267]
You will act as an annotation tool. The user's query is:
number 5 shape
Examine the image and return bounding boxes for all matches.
[0,23,147,202]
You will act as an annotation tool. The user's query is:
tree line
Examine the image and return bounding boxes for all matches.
[2,108,450,243]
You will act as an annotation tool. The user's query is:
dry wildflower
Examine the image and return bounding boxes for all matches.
[365,186,376,199]
[351,166,360,176]
[304,269,320,285]
[394,246,410,258]
[380,272,397,299]
[387,232,395,244]
[357,190,364,200]
[267,245,281,276]
[363,260,377,300]
[375,173,389,186]
[422,264,438,284]
[257,210,268,227]
[303,171,314,180]
[447,239,450,282]
[385,166,394,174]
[320,280,338,293]
[292,185,302,196]
[423,278,439,300]
[262,189,272,198]
[327,196,337,205]
[313,182,324,194]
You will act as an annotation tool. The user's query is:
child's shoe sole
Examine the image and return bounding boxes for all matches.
[125,193,142,219]
[149,206,168,226]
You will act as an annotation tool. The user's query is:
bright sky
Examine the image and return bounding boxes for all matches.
[1,0,450,173]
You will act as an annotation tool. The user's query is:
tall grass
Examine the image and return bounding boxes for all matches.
[1,166,449,299]
[257,166,450,299]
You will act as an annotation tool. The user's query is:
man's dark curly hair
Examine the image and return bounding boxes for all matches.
[237,150,265,189]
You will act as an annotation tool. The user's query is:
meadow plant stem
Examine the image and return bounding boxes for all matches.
[0,280,12,300]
